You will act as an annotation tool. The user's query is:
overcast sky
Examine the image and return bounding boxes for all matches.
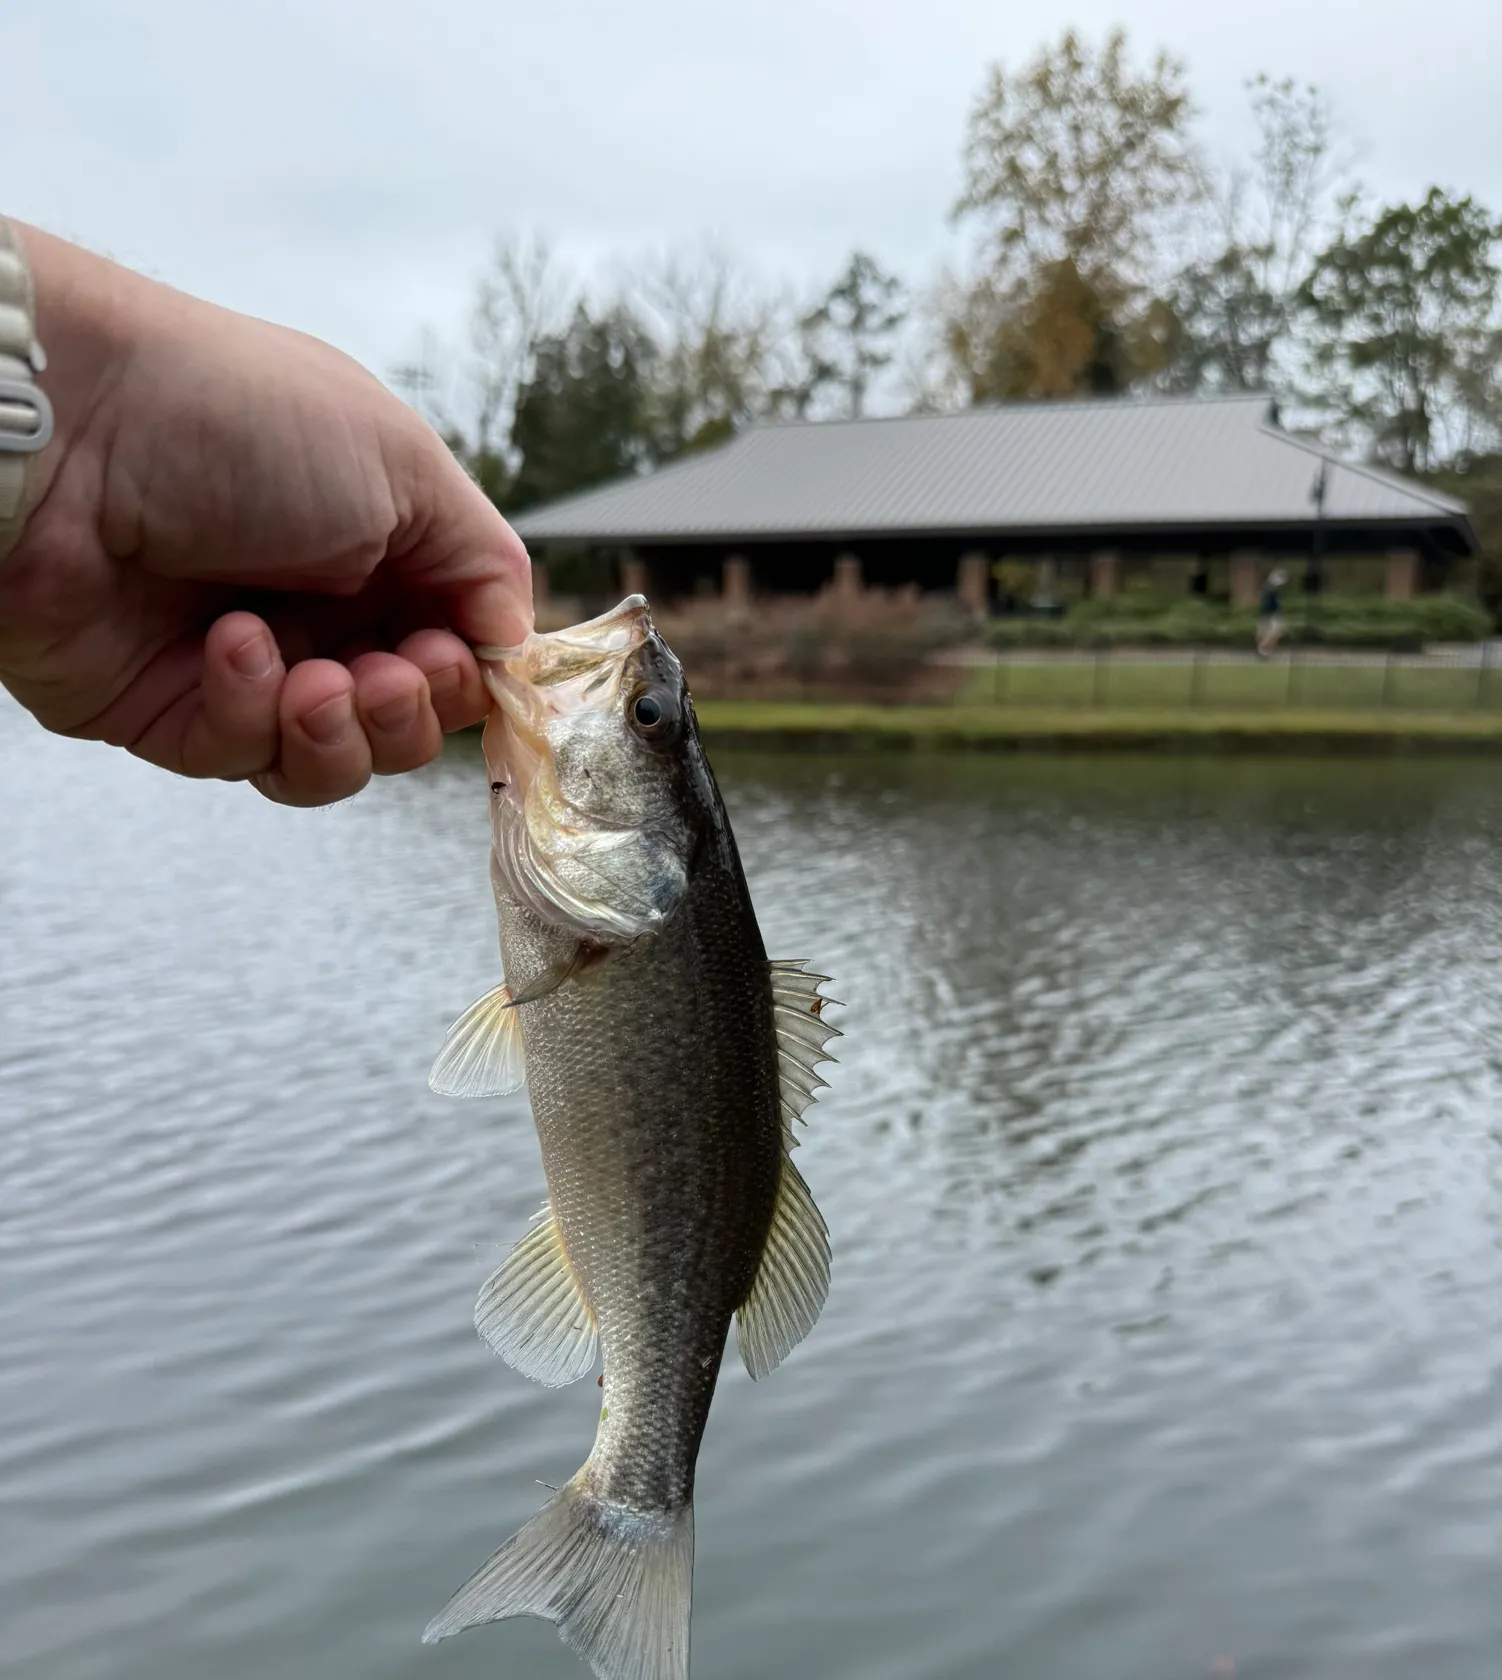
[11,0,1502,390]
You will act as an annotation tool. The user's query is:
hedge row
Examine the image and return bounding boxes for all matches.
[983,596,1493,651]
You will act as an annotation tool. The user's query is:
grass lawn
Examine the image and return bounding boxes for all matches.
[694,699,1502,752]
[955,658,1502,713]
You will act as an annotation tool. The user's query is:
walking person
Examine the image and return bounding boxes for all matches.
[1256,569,1288,659]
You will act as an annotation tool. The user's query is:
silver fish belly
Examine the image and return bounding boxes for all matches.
[423,597,839,1680]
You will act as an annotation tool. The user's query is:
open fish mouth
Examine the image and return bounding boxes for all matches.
[476,595,690,945]
[478,595,654,701]
[477,595,656,799]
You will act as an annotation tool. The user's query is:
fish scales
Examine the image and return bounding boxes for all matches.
[509,860,782,1512]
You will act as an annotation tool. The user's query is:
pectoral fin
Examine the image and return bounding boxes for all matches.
[506,950,590,1008]
[429,983,527,1097]
[475,1205,599,1387]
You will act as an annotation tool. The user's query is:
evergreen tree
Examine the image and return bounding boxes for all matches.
[507,304,658,512]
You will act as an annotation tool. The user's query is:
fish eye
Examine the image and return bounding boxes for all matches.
[629,686,679,744]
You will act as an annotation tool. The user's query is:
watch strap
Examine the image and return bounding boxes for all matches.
[0,217,54,560]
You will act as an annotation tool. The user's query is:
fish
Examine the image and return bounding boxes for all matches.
[422,595,839,1680]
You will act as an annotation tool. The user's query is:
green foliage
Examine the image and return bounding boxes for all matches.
[984,595,1491,650]
[793,252,906,419]
[506,304,657,513]
[639,254,783,463]
[1166,244,1284,393]
[1430,453,1502,620]
[1298,190,1502,473]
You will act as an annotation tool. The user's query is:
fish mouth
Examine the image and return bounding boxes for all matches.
[479,595,690,944]
[477,595,653,693]
[478,595,657,793]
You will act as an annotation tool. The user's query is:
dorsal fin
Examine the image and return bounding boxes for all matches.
[768,959,841,1131]
[474,1204,599,1387]
[736,1158,830,1380]
[735,960,839,1380]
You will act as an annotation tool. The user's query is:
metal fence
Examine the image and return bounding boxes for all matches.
[966,644,1502,713]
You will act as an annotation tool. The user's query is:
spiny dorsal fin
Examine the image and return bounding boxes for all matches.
[429,982,527,1097]
[736,1158,830,1381]
[769,959,841,1131]
[475,1205,598,1387]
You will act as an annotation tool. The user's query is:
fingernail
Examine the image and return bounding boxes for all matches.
[228,631,275,681]
[302,692,354,747]
[369,692,420,732]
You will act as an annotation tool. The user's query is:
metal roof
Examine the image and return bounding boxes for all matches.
[512,393,1472,549]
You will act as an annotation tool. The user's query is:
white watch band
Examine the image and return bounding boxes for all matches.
[0,217,54,561]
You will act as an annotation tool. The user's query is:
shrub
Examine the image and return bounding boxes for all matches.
[983,594,1490,650]
[656,590,973,701]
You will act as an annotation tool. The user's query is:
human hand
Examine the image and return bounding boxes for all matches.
[0,223,531,806]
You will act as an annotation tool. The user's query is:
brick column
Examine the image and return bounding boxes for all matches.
[1089,550,1119,600]
[957,552,989,616]
[1385,549,1418,601]
[833,552,862,602]
[723,554,750,608]
[1229,551,1260,609]
[620,552,649,598]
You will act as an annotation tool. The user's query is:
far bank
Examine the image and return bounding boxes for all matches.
[692,701,1502,756]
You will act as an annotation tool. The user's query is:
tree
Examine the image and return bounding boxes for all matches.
[1431,452,1502,622]
[1166,245,1286,392]
[634,250,783,459]
[1298,188,1502,473]
[956,27,1200,286]
[462,234,566,501]
[940,258,1179,402]
[944,28,1201,400]
[1168,76,1345,393]
[392,231,568,504]
[506,303,658,512]
[794,252,906,418]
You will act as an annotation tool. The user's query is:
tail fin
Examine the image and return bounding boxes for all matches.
[422,1474,694,1680]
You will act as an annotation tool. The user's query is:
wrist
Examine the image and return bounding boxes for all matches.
[5,223,151,538]
[0,220,50,558]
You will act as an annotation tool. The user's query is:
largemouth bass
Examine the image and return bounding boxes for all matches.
[422,595,838,1680]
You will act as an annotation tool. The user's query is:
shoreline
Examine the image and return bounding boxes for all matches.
[693,702,1502,755]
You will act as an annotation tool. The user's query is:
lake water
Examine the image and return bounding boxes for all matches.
[6,697,1502,1679]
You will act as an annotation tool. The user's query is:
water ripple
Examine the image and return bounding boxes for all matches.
[9,716,1502,1676]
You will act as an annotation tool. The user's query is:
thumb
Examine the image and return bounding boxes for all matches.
[394,442,535,649]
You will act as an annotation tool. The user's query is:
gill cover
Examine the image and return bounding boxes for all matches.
[479,597,692,945]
